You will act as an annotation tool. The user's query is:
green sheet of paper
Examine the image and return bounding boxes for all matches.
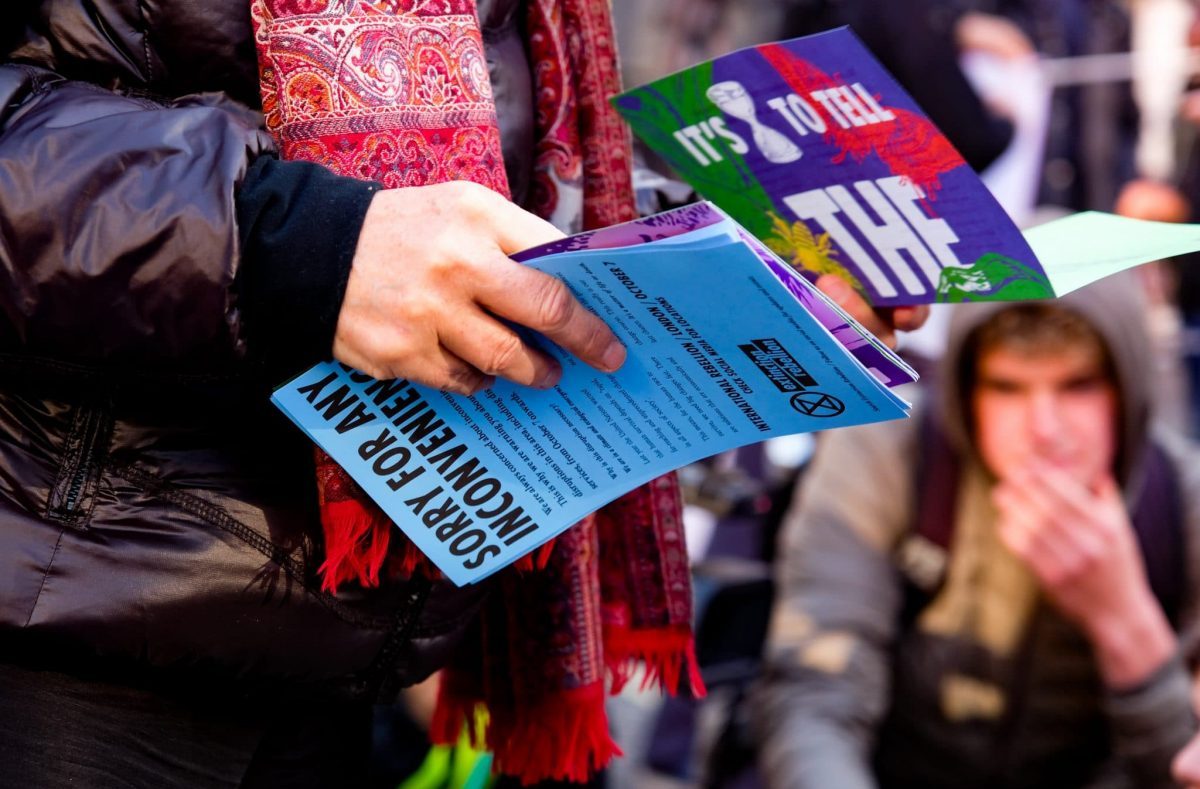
[1025,212,1200,296]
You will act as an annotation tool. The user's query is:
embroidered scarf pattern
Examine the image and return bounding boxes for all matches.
[251,0,703,782]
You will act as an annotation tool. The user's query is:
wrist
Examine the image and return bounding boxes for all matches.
[1084,591,1176,690]
[236,157,380,375]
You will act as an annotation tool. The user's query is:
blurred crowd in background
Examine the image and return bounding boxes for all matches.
[377,2,1200,787]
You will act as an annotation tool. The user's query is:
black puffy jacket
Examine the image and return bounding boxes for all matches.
[0,0,532,703]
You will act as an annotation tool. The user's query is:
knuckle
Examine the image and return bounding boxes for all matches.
[364,354,396,382]
[579,321,612,359]
[408,293,435,321]
[395,290,438,323]
[355,362,387,381]
[427,240,474,280]
[482,333,525,376]
[444,366,484,395]
[439,254,471,280]
[534,277,575,329]
[334,329,377,370]
[453,181,489,217]
[365,343,415,383]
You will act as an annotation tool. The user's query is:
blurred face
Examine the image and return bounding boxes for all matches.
[1175,730,1200,789]
[971,344,1118,486]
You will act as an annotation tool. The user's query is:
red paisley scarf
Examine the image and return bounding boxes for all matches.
[251,0,703,783]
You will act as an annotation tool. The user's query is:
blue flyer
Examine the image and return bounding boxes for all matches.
[273,215,911,585]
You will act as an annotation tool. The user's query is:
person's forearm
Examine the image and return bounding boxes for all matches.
[1085,590,1176,690]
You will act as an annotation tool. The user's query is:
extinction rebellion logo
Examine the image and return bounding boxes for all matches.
[789,391,845,417]
[738,338,845,418]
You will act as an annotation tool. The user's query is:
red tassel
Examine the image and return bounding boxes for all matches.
[513,539,557,573]
[317,499,392,593]
[489,683,621,785]
[604,625,706,698]
[320,502,554,589]
[391,538,437,580]
[424,666,475,748]
[432,677,620,785]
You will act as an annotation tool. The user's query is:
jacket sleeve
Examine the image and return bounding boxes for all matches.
[0,63,377,379]
[1088,430,1200,789]
[753,416,916,789]
[1091,431,1200,788]
[1094,654,1196,789]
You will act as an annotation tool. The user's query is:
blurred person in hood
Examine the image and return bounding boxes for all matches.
[756,274,1200,789]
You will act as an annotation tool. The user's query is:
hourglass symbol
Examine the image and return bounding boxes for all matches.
[706,80,802,164]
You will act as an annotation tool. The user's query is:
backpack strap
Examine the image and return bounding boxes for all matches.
[896,406,961,628]
[1129,441,1187,625]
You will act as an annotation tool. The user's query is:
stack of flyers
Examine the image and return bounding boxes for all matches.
[273,204,914,584]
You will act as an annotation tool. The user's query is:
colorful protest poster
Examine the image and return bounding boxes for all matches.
[273,214,911,585]
[614,27,1055,306]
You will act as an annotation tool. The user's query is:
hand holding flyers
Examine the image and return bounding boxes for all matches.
[276,204,914,584]
[336,182,624,394]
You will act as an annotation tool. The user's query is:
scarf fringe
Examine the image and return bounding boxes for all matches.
[429,669,482,750]
[318,501,557,593]
[604,625,706,698]
[512,540,556,573]
[432,683,621,786]
[316,499,392,593]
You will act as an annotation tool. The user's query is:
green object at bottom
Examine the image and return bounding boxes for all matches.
[397,731,494,789]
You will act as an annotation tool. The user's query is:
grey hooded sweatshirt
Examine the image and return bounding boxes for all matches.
[755,274,1200,789]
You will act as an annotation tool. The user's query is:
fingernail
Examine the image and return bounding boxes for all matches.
[462,375,494,396]
[601,341,627,372]
[536,364,562,389]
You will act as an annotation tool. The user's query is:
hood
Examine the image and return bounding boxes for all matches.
[939,271,1153,488]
